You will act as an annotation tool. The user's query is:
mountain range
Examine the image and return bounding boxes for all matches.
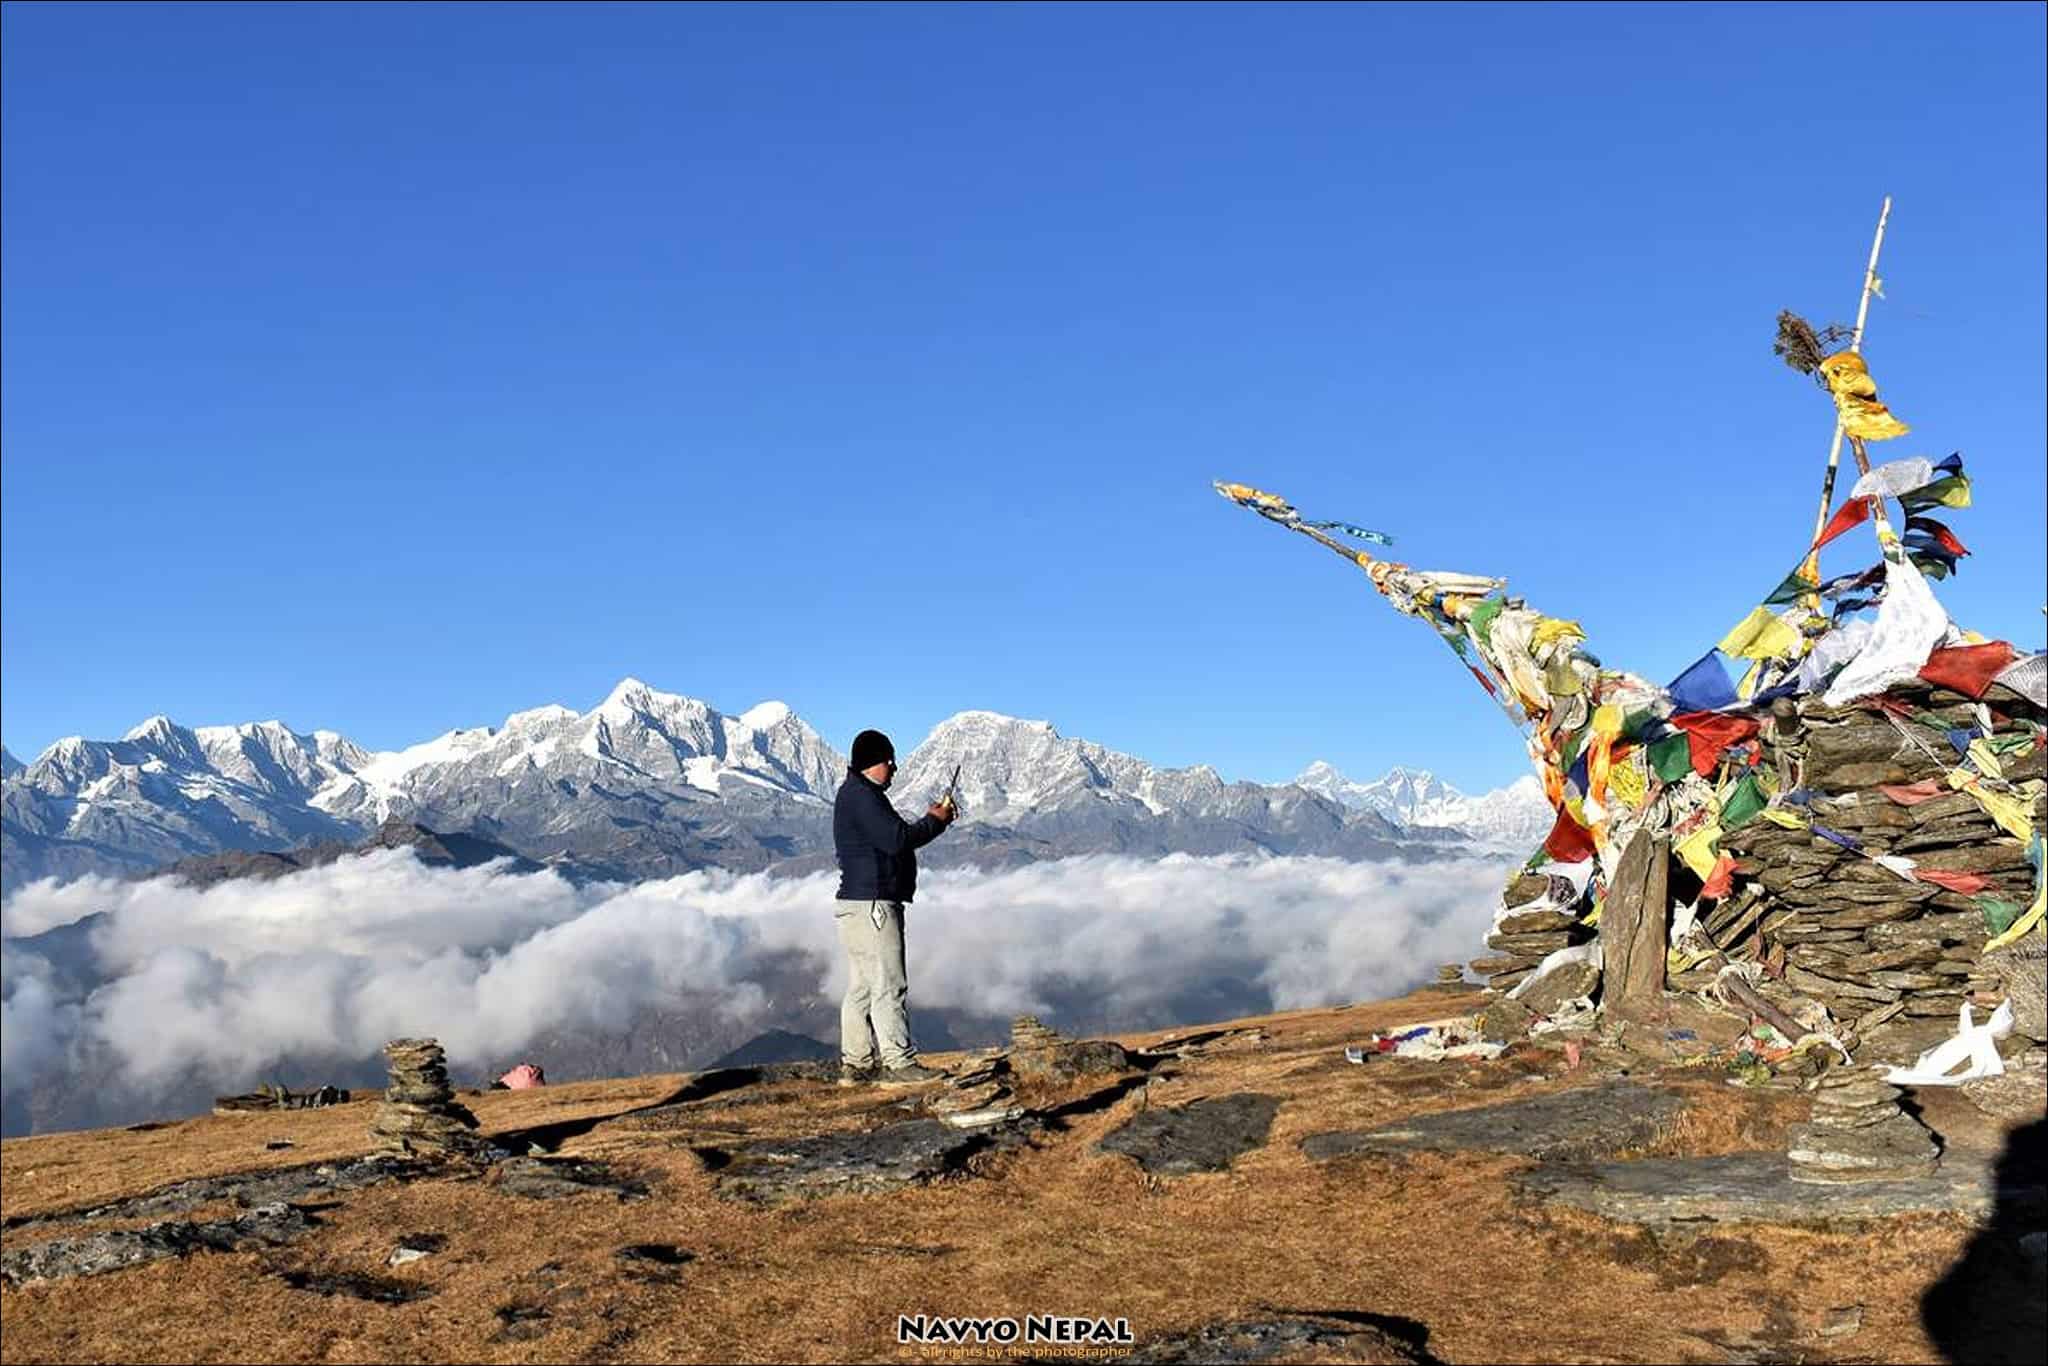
[1,679,1549,891]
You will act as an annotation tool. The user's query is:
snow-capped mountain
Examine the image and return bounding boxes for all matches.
[1294,762,1552,850]
[1,717,369,886]
[1,747,22,780]
[308,678,844,827]
[879,711,1415,864]
[3,682,1480,890]
[895,711,1231,820]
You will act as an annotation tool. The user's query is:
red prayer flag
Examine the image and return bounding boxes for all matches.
[1700,853,1737,900]
[1542,807,1598,863]
[1813,496,1874,549]
[1919,642,2019,699]
[1911,520,1971,557]
[1669,712,1762,777]
[1912,868,1993,895]
[1879,779,1948,806]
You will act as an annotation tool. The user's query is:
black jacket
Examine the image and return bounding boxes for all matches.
[833,770,947,903]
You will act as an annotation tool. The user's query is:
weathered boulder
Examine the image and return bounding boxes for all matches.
[1515,957,1600,1018]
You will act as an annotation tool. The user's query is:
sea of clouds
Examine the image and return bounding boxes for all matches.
[1,849,1510,1130]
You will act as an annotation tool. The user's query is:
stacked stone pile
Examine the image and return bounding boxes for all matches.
[1714,680,2041,1031]
[1465,678,2041,1043]
[1787,1065,1938,1184]
[1009,1015,1061,1052]
[1006,1014,1134,1080]
[370,1039,485,1159]
[1470,872,1595,993]
[1421,963,1476,994]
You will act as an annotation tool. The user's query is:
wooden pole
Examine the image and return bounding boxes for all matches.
[1804,197,1893,568]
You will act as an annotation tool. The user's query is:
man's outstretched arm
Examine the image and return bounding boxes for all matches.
[850,784,951,854]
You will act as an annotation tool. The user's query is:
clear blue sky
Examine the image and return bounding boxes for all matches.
[3,2,2043,794]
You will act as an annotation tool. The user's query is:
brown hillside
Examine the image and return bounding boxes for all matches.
[1,990,2037,1365]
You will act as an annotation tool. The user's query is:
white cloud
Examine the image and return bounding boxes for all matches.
[0,849,1509,1119]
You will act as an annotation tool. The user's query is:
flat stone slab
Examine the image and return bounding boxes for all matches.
[489,1157,649,1202]
[1302,1082,1685,1165]
[1516,1150,2047,1226]
[714,1117,1026,1205]
[1097,1093,1280,1175]
[0,1203,313,1286]
[2,1155,430,1231]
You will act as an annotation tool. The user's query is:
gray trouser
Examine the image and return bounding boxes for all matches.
[835,898,915,1068]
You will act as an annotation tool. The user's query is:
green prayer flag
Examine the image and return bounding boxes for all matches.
[1763,568,1816,607]
[1719,772,1768,830]
[1974,894,2024,937]
[1468,595,1505,650]
[1650,732,1693,783]
[1900,474,1971,513]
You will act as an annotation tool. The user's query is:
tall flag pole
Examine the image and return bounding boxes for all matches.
[1804,197,1893,581]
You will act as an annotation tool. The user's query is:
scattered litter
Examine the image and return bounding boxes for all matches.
[1345,1016,1506,1064]
[1882,1000,2015,1086]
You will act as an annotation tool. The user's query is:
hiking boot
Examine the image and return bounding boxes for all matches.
[877,1062,946,1087]
[838,1062,877,1088]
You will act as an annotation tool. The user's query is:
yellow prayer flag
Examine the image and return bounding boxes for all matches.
[1946,770,2039,842]
[1717,605,1801,660]
[1675,822,1723,878]
[1608,753,1648,809]
[1819,352,1911,442]
[1531,617,1587,649]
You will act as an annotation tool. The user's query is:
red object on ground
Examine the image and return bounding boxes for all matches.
[1918,641,2019,699]
[498,1064,545,1090]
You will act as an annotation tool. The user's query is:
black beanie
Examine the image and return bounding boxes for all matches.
[849,729,895,770]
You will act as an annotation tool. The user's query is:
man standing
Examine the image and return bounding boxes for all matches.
[833,728,956,1086]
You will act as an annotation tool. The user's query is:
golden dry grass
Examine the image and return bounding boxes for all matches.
[0,991,2013,1364]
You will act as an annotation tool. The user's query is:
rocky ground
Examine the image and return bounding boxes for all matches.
[1,989,2040,1364]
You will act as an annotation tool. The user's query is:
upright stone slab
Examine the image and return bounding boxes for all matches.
[1600,830,1667,1017]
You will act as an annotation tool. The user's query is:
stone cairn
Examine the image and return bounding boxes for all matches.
[371,1038,485,1159]
[1712,678,2042,1045]
[1422,963,1474,994]
[1005,1014,1134,1081]
[1010,1015,1062,1052]
[1464,677,2043,1059]
[1786,1064,1937,1184]
[1470,871,1594,994]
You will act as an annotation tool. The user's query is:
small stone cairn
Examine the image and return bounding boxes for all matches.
[1006,1014,1133,1080]
[1010,1015,1062,1052]
[371,1038,485,1160]
[1421,963,1474,994]
[1786,1064,1937,1184]
[1470,872,1592,994]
